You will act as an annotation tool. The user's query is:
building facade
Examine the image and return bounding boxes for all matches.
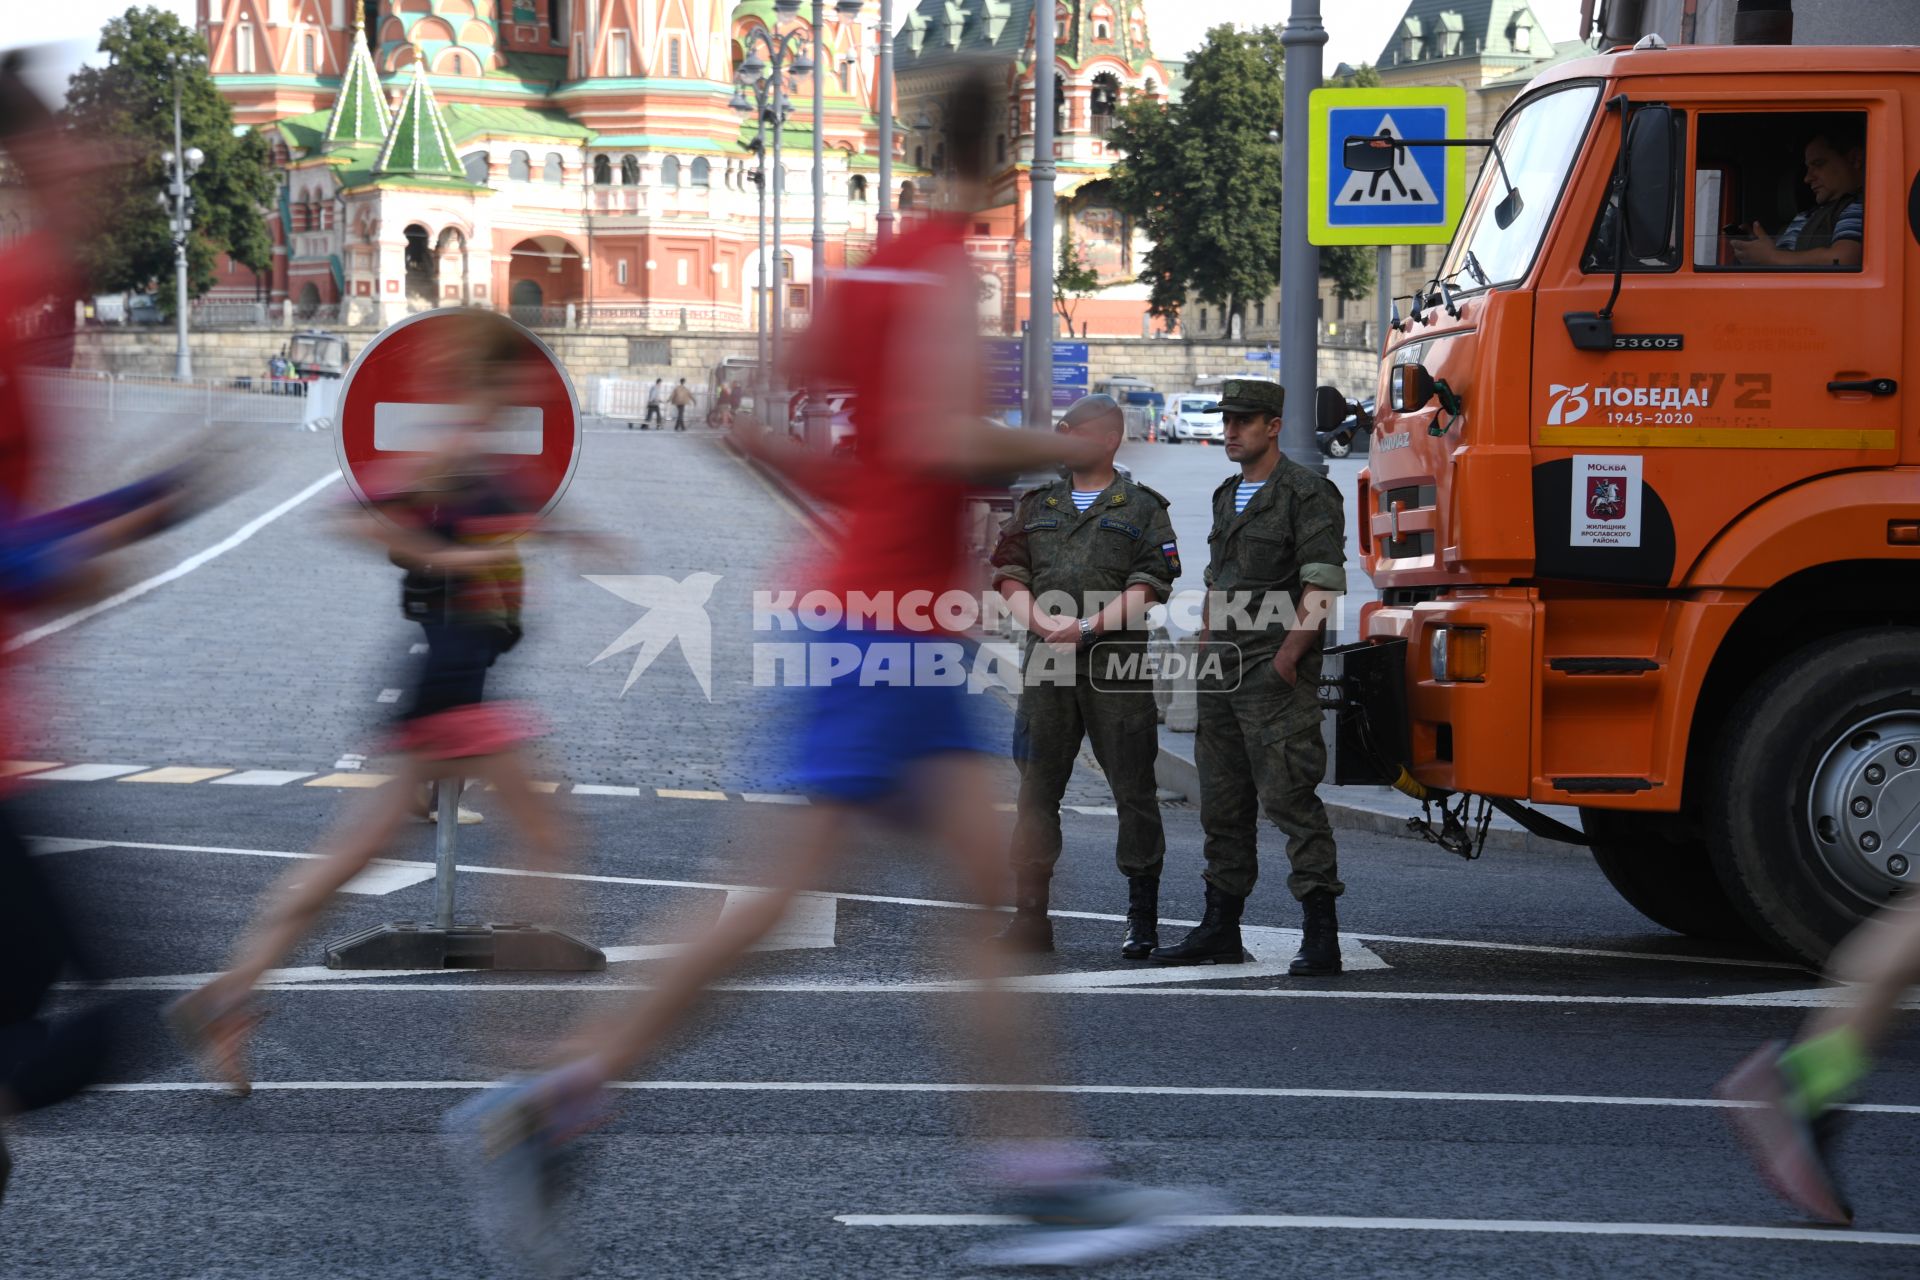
[200,0,1166,335]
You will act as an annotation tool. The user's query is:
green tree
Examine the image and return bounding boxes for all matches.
[1054,223,1101,335]
[1107,24,1285,327]
[64,7,275,310]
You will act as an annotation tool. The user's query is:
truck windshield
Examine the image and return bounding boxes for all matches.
[1440,83,1600,292]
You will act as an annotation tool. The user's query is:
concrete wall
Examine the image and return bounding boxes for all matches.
[68,325,1383,401]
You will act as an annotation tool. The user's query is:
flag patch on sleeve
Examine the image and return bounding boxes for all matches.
[1162,541,1181,575]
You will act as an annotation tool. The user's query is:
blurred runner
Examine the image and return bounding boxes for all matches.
[442,68,1210,1271]
[166,309,606,1097]
[1715,905,1920,1225]
[0,50,222,1207]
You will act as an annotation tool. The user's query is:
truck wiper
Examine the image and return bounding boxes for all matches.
[1463,250,1490,288]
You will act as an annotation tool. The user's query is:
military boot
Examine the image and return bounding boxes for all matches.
[1120,875,1159,961]
[991,872,1054,953]
[1148,881,1247,965]
[1289,888,1343,977]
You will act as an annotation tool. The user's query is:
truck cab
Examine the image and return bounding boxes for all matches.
[1344,43,1920,964]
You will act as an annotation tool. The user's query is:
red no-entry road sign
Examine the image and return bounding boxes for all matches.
[333,309,582,522]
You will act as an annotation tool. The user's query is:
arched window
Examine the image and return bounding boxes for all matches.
[508,150,531,181]
[608,30,631,77]
[235,23,255,73]
[634,155,654,186]
[303,32,317,72]
[668,37,683,77]
[450,53,464,76]
[462,151,490,183]
[848,174,867,202]
[1141,77,1157,101]
[899,181,914,209]
[593,155,612,185]
[1090,72,1120,134]
[690,157,710,187]
[1053,5,1068,41]
[1054,79,1066,134]
[543,152,563,182]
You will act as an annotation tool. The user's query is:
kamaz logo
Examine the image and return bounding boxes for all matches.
[1547,384,1591,426]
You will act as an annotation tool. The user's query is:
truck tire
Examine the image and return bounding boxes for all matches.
[1583,809,1753,942]
[1705,628,1920,967]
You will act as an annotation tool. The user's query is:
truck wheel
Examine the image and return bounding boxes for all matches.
[1583,809,1753,942]
[1706,628,1920,966]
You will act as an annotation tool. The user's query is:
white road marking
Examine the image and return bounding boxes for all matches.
[74,1078,1920,1118]
[574,784,641,797]
[209,770,315,786]
[834,1213,1920,1247]
[29,837,114,854]
[658,788,727,801]
[1065,805,1119,817]
[603,890,837,963]
[741,792,810,805]
[999,926,1388,987]
[376,689,402,704]
[5,470,342,652]
[29,763,149,782]
[334,861,439,896]
[410,643,429,655]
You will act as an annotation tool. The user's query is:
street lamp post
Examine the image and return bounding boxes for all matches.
[1027,1,1057,430]
[731,79,783,418]
[162,65,205,382]
[876,0,895,245]
[739,13,813,432]
[1280,0,1327,472]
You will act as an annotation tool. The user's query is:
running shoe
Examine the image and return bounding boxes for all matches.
[969,1182,1217,1268]
[1714,1040,1854,1225]
[441,1078,574,1274]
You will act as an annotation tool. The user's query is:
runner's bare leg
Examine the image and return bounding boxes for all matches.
[1803,906,1920,1051]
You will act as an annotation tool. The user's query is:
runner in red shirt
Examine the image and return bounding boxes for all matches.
[443,68,1209,1270]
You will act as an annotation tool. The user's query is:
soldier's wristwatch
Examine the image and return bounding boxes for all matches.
[1077,618,1095,645]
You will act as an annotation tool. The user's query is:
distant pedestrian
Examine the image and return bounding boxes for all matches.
[670,377,693,430]
[644,377,663,429]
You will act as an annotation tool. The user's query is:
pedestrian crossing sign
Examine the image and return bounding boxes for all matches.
[1308,87,1468,246]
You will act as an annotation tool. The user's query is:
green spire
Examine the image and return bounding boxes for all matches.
[324,10,391,149]
[374,53,463,178]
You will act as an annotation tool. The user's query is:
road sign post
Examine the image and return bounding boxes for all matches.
[324,309,603,974]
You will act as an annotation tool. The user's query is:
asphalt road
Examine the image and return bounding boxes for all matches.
[3,418,1916,1279]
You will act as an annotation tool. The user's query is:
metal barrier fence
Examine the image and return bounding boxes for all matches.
[22,368,311,429]
[582,375,706,424]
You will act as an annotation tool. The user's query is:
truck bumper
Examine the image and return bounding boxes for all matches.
[1330,592,1538,799]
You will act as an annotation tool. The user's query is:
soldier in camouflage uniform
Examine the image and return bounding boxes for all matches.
[989,394,1179,958]
[1149,378,1349,977]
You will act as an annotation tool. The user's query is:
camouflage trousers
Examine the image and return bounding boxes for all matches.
[1195,659,1342,902]
[1010,674,1165,880]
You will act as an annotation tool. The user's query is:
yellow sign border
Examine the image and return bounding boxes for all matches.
[1308,86,1468,246]
[1537,426,1896,450]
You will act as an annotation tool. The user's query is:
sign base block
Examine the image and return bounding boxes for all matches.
[324,921,607,972]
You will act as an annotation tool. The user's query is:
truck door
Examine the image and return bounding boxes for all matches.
[1530,92,1903,588]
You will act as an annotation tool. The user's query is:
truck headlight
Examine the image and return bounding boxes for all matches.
[1429,626,1487,683]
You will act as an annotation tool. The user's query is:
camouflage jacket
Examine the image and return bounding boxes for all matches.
[991,474,1177,653]
[1204,457,1347,662]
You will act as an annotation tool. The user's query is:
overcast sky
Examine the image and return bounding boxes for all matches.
[5,1,1590,103]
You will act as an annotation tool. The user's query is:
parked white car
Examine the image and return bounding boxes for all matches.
[1162,393,1223,443]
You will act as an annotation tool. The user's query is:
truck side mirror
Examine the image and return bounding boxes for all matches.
[1390,363,1436,413]
[1315,385,1350,433]
[1343,135,1395,173]
[1622,106,1676,260]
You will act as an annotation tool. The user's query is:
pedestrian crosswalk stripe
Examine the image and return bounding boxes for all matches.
[658,788,727,801]
[742,793,810,805]
[0,761,59,777]
[574,784,641,797]
[122,767,237,784]
[211,770,317,786]
[32,763,149,782]
[304,771,393,788]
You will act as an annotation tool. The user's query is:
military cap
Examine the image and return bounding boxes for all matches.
[1059,393,1124,429]
[1213,378,1285,416]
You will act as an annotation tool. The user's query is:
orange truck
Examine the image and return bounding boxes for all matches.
[1326,40,1920,966]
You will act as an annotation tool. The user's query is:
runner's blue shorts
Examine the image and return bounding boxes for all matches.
[788,628,993,802]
